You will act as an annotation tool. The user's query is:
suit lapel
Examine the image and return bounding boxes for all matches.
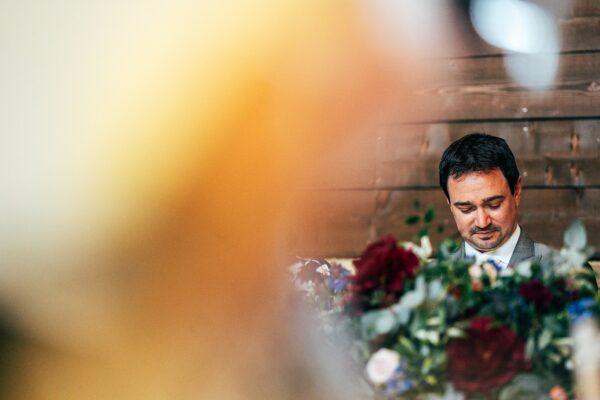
[456,243,466,260]
[507,230,536,266]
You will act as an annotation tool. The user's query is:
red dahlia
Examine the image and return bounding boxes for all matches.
[349,235,419,313]
[447,316,530,395]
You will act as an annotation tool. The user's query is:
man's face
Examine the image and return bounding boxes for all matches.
[447,169,522,252]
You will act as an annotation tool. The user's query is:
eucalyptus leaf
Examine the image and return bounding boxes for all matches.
[538,329,552,350]
[427,279,445,302]
[360,311,382,339]
[526,337,535,359]
[375,311,397,335]
[564,219,587,250]
[393,305,411,325]
[399,276,426,309]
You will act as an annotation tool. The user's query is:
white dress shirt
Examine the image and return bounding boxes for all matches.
[464,225,521,269]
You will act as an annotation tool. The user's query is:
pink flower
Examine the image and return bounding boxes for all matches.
[366,348,400,384]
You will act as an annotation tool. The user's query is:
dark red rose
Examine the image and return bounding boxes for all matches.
[519,280,553,310]
[447,316,530,395]
[349,235,418,313]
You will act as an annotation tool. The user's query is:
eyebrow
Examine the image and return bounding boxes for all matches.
[482,195,505,203]
[453,201,473,207]
[452,195,505,208]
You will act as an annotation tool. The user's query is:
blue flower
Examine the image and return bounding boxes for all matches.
[327,264,351,293]
[383,363,413,396]
[568,297,595,323]
[328,276,349,293]
[384,377,413,396]
[486,258,503,272]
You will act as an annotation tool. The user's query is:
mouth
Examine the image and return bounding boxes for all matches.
[473,231,496,238]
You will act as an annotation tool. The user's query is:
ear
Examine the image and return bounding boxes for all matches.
[513,176,523,206]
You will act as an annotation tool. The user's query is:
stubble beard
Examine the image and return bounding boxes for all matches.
[467,225,505,252]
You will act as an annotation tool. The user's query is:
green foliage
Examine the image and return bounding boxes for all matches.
[424,207,435,223]
[292,221,597,400]
[405,201,442,242]
[405,215,420,225]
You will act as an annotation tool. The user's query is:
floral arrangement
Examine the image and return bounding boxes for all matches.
[290,221,598,400]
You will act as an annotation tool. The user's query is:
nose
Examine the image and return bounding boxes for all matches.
[475,208,491,228]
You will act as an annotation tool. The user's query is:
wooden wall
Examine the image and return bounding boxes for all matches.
[292,1,600,257]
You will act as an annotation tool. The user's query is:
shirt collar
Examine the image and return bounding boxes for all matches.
[464,225,521,269]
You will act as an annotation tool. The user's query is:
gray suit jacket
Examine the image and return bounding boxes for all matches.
[453,229,553,267]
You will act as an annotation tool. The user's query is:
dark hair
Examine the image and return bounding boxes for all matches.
[439,133,520,199]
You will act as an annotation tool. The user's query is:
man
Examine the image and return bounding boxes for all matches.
[438,133,551,267]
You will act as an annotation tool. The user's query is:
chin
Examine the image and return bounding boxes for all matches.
[470,238,502,252]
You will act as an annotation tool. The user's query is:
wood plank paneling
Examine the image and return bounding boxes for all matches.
[293,3,600,257]
[287,190,375,257]
[373,189,600,243]
[403,53,600,122]
[294,188,600,257]
[304,130,378,189]
[376,120,600,188]
[560,17,600,52]
[382,120,600,159]
[569,0,600,17]
[519,218,600,249]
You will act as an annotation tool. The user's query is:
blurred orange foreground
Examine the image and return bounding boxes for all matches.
[0,1,443,398]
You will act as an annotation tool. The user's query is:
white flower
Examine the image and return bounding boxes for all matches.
[482,262,498,286]
[515,261,532,278]
[316,264,330,276]
[401,236,433,260]
[418,236,433,259]
[374,311,397,335]
[468,264,482,279]
[365,348,400,384]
